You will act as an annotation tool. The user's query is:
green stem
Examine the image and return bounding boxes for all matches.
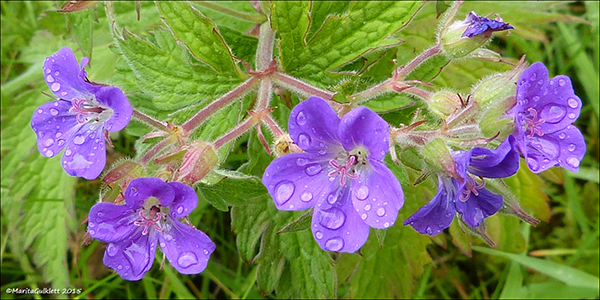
[192,1,267,23]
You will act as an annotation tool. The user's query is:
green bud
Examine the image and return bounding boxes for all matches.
[440,20,491,59]
[421,138,460,179]
[428,90,463,118]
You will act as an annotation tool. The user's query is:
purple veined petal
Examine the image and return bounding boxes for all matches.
[88,202,138,243]
[103,230,158,281]
[167,182,198,218]
[554,125,585,172]
[61,125,106,180]
[311,185,370,253]
[95,86,132,132]
[351,160,403,229]
[262,152,334,211]
[288,96,341,154]
[461,11,513,38]
[338,106,389,161]
[468,136,520,178]
[159,220,215,275]
[43,47,93,101]
[454,188,502,228]
[404,176,457,235]
[516,62,548,107]
[124,177,176,210]
[31,100,82,158]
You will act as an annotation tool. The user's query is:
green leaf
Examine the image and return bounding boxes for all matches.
[197,175,267,211]
[474,246,600,290]
[156,1,243,76]
[66,7,94,64]
[305,1,351,42]
[503,160,550,222]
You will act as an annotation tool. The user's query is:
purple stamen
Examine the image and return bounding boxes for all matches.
[69,98,104,124]
[328,155,359,186]
[525,108,545,138]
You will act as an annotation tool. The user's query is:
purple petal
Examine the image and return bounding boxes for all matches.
[124,177,175,210]
[351,160,403,229]
[159,220,215,275]
[95,86,132,132]
[525,125,585,173]
[454,188,502,228]
[555,125,585,172]
[404,176,457,235]
[61,125,106,180]
[461,12,513,38]
[338,106,389,161]
[103,230,157,281]
[468,136,520,178]
[88,202,137,243]
[288,96,342,154]
[31,100,81,158]
[43,47,93,101]
[167,182,197,218]
[311,186,370,253]
[262,153,334,211]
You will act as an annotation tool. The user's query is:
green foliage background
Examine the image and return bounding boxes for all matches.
[1,1,599,299]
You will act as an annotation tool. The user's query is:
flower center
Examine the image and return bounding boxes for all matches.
[134,205,163,235]
[69,98,107,124]
[328,148,368,186]
[459,176,486,202]
[524,108,545,138]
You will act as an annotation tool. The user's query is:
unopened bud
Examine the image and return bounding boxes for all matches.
[102,160,145,202]
[428,90,463,118]
[177,141,219,186]
[422,138,460,179]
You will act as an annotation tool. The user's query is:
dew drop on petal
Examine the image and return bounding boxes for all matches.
[51,82,61,92]
[65,149,72,156]
[73,135,85,145]
[315,231,323,240]
[203,249,209,255]
[527,157,539,171]
[568,98,578,108]
[361,213,367,220]
[274,181,295,205]
[296,158,307,166]
[325,237,344,251]
[57,139,65,146]
[568,113,576,119]
[318,207,346,230]
[541,105,566,123]
[45,69,51,74]
[384,222,390,228]
[46,75,54,83]
[45,150,54,156]
[44,138,55,147]
[305,163,322,176]
[177,206,184,214]
[177,251,199,268]
[54,71,59,76]
[376,207,386,217]
[568,144,576,152]
[106,243,118,257]
[298,133,311,148]
[355,186,369,200]
[559,132,566,139]
[37,109,43,114]
[364,204,371,211]
[558,79,565,86]
[426,227,432,234]
[567,157,580,168]
[529,72,537,81]
[327,193,337,204]
[300,191,313,202]
[296,111,307,126]
[117,265,122,270]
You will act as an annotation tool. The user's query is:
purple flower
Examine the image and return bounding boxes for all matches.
[404,137,519,235]
[511,62,586,173]
[262,96,403,253]
[31,47,132,180]
[87,177,215,281]
[461,11,514,38]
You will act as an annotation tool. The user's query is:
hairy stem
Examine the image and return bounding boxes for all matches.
[272,72,336,101]
[138,137,174,165]
[212,116,260,149]
[132,109,170,131]
[395,44,442,80]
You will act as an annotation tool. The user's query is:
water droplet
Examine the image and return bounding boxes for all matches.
[61,92,67,96]
[54,71,59,76]
[559,132,566,139]
[177,206,184,214]
[318,149,327,155]
[355,185,369,200]
[46,75,54,83]
[543,158,550,164]
[296,158,307,166]
[426,227,432,234]
[376,207,386,217]
[567,97,578,108]
[364,204,371,211]
[106,243,118,256]
[532,96,540,102]
[73,135,85,145]
[298,133,311,148]
[315,231,323,239]
[203,249,209,255]
[318,207,346,230]
[37,109,43,114]
[325,237,344,251]
[300,191,313,202]
[296,111,307,125]
[274,181,295,205]
[177,251,198,268]
[45,150,54,156]
[327,193,337,204]
[568,113,576,119]
[527,158,539,171]
[88,221,95,228]
[361,213,367,220]
[160,242,166,248]
[383,222,390,228]
[51,82,61,92]
[65,149,72,156]
[567,157,580,168]
[568,144,576,152]
[45,69,51,74]
[117,264,122,270]
[558,79,565,86]
[305,163,322,176]
[44,138,55,147]
[530,138,559,159]
[529,73,537,81]
[541,105,565,123]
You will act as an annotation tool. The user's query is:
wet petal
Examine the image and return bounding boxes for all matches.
[88,202,137,243]
[338,106,389,161]
[351,160,403,229]
[167,182,197,218]
[526,125,585,173]
[159,220,215,275]
[311,186,370,253]
[103,230,157,281]
[61,125,106,180]
[455,188,502,228]
[43,47,93,101]
[469,136,520,178]
[262,152,334,211]
[31,100,81,158]
[555,125,585,173]
[288,96,341,154]
[404,176,457,235]
[124,177,175,210]
[95,86,132,132]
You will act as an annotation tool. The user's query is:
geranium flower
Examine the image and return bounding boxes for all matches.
[511,62,586,173]
[461,11,514,38]
[404,136,519,235]
[87,177,215,281]
[262,96,403,253]
[31,47,132,180]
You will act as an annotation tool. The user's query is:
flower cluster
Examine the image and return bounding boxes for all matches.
[88,177,215,280]
[262,96,404,253]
